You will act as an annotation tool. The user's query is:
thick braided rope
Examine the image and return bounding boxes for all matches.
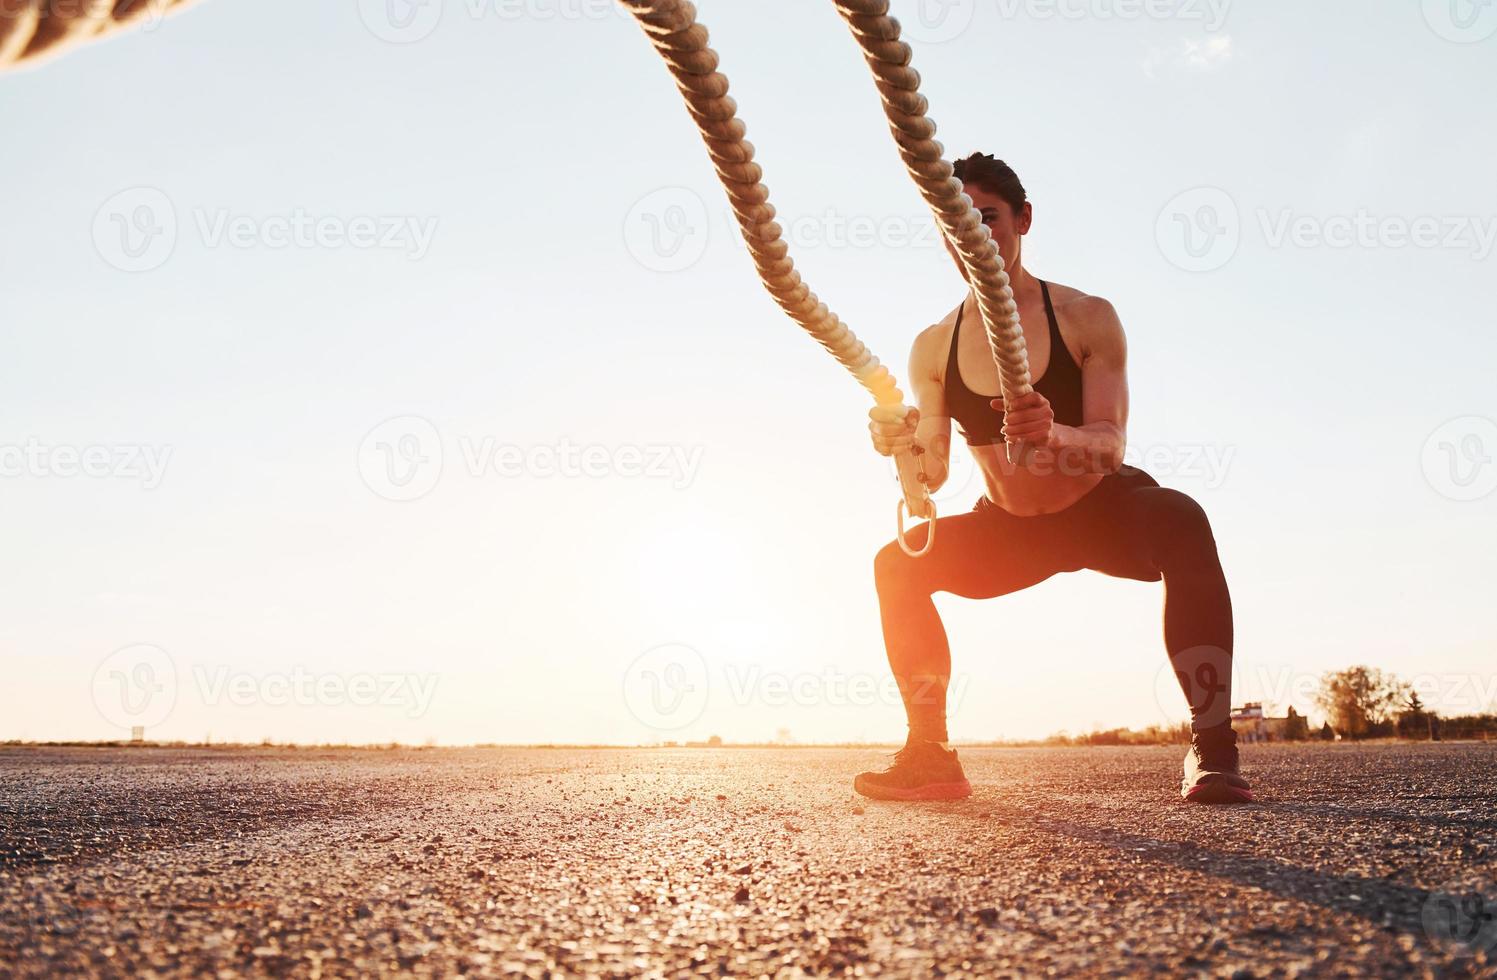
[832,0,1034,403]
[618,0,908,413]
[0,0,199,71]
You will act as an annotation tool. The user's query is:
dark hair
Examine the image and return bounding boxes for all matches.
[952,153,1027,215]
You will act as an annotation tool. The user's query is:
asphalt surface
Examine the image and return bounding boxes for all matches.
[2,743,1495,978]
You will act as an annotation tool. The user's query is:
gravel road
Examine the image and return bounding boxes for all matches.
[2,743,1495,977]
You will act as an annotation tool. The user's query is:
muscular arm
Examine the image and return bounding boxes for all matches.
[1050,297,1129,473]
[907,323,955,493]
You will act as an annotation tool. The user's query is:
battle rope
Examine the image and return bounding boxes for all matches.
[4,0,1030,558]
[620,0,1037,556]
[829,0,1036,454]
[619,0,941,557]
[0,0,199,71]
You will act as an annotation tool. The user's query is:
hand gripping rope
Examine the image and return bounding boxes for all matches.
[619,0,1035,559]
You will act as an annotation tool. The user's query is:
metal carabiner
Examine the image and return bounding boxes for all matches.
[896,496,937,559]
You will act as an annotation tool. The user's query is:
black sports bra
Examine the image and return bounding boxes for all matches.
[944,281,1084,447]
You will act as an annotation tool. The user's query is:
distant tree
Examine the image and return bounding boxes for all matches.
[1317,721,1336,741]
[1283,706,1310,741]
[1396,691,1435,741]
[1316,667,1410,739]
[707,735,723,747]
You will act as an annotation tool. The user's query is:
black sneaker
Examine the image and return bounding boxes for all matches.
[854,740,972,801]
[1181,723,1254,804]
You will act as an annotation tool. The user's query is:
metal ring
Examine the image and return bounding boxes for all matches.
[896,497,937,559]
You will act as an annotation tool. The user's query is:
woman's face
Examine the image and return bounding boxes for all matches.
[945,185,1033,279]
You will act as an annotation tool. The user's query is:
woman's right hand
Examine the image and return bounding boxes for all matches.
[868,405,921,458]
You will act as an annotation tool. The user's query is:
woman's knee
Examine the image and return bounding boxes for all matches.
[874,538,929,597]
[1144,489,1219,566]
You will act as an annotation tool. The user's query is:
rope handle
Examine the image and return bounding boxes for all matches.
[896,493,936,559]
[893,442,935,558]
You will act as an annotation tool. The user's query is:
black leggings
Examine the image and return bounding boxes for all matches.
[874,466,1233,741]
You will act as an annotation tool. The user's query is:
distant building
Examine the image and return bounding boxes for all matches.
[1231,702,1293,742]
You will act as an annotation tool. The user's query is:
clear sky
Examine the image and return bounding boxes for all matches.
[2,0,1494,745]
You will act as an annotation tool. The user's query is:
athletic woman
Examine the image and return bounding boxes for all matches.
[860,154,1251,805]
